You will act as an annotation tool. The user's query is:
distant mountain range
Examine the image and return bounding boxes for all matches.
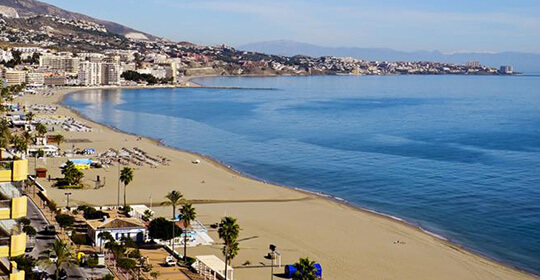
[239,40,540,73]
[0,0,156,40]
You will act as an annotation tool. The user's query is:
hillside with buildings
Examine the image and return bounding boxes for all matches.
[241,40,537,73]
[0,0,155,39]
[0,0,516,90]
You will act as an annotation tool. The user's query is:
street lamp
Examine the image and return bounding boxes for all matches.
[64,192,72,210]
[269,244,276,280]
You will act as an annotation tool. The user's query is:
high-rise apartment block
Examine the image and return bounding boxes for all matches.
[78,61,102,86]
[39,55,80,75]
[0,156,28,280]
[101,63,121,85]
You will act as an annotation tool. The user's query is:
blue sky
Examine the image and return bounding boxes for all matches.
[42,0,540,53]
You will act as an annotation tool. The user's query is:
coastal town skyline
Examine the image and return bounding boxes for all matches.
[0,0,538,279]
[40,0,540,54]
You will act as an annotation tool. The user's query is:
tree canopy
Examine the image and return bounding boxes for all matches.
[57,160,84,187]
[55,213,75,228]
[40,239,76,280]
[120,167,134,208]
[148,217,182,241]
[121,70,159,85]
[78,205,109,220]
[292,257,320,280]
[218,216,240,280]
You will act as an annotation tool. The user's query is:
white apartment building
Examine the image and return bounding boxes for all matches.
[138,66,167,79]
[168,62,178,83]
[500,65,513,74]
[26,72,45,87]
[13,47,46,54]
[466,61,481,68]
[104,49,136,62]
[78,61,102,86]
[101,63,121,85]
[147,53,169,64]
[0,49,13,62]
[4,70,26,86]
[78,52,105,62]
[120,62,136,72]
[39,55,80,75]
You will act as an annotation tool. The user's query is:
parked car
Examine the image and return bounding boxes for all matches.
[88,253,107,267]
[164,255,176,267]
[25,241,35,252]
[42,224,56,234]
[49,251,58,263]
[58,269,68,280]
[96,253,106,267]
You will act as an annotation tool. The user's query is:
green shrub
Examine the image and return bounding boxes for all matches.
[117,258,136,270]
[101,274,114,280]
[72,233,88,246]
[148,217,182,241]
[18,217,31,226]
[82,207,109,220]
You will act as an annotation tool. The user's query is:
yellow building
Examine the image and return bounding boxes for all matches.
[0,158,27,280]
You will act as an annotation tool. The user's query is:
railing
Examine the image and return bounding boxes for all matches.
[0,159,28,182]
[0,183,21,199]
[28,176,46,194]
[0,201,9,209]
[0,237,9,246]
[0,256,10,274]
[0,161,11,171]
[0,220,19,236]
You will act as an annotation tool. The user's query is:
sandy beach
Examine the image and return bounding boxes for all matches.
[17,86,538,280]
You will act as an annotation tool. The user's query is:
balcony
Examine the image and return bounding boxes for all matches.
[0,198,26,220]
[0,259,25,280]
[0,160,28,183]
[0,234,26,258]
[0,183,21,200]
[0,183,26,221]
[0,219,26,258]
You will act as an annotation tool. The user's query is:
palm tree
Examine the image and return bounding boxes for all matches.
[54,134,64,151]
[36,123,48,137]
[0,119,11,154]
[161,190,184,220]
[25,111,35,123]
[161,190,184,252]
[218,216,240,280]
[179,203,196,260]
[119,167,134,209]
[98,231,114,252]
[292,257,319,280]
[40,239,76,280]
[11,135,28,155]
[0,135,9,153]
[22,225,37,242]
[22,130,32,145]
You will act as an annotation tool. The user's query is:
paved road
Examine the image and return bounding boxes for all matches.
[27,197,111,279]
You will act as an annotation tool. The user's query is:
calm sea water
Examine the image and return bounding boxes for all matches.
[63,75,540,274]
